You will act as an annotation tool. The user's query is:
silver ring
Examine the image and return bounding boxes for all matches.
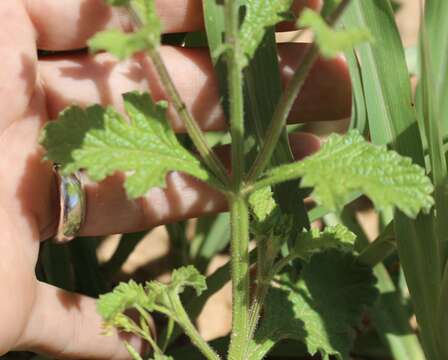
[54,167,86,244]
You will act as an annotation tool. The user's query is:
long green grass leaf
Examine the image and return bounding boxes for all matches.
[424,0,448,136]
[342,2,440,358]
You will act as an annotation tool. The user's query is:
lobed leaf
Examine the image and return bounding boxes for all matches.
[145,266,207,310]
[97,280,147,324]
[262,130,434,218]
[298,9,372,58]
[249,251,378,360]
[90,0,161,57]
[248,187,277,223]
[40,92,209,199]
[170,265,208,297]
[293,225,356,261]
[240,0,293,63]
[89,29,150,59]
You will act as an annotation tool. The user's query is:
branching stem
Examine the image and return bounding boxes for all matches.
[147,48,231,189]
[228,195,251,360]
[246,0,352,182]
[171,296,221,360]
[225,0,246,189]
[127,2,230,189]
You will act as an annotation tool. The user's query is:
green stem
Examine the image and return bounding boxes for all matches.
[228,195,251,360]
[246,277,270,349]
[358,223,396,266]
[225,0,245,190]
[147,47,230,189]
[246,0,352,182]
[127,2,230,189]
[171,296,221,360]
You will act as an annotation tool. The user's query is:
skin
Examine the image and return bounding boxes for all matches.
[0,0,350,359]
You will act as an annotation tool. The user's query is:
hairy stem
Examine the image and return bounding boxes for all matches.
[225,0,246,189]
[246,0,352,182]
[228,195,251,360]
[222,0,251,358]
[127,2,230,189]
[171,296,221,360]
[246,273,270,350]
[147,48,230,189]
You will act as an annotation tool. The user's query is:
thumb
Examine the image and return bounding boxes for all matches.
[17,282,149,360]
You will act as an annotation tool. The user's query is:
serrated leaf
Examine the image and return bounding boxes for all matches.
[97,280,147,323]
[262,130,434,218]
[240,0,293,63]
[145,266,207,310]
[40,92,209,199]
[88,29,150,60]
[90,0,161,56]
[248,187,295,244]
[294,225,356,261]
[298,9,372,58]
[249,251,378,360]
[248,187,277,222]
[170,265,208,296]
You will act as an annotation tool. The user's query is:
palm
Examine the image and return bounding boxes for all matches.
[0,15,52,352]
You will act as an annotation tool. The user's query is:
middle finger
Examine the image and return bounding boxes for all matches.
[39,44,351,131]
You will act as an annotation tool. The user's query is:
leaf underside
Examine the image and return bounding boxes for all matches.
[249,250,378,360]
[41,92,209,199]
[240,0,294,62]
[265,130,434,218]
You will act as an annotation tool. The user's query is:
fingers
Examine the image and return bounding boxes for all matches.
[20,282,146,359]
[78,132,320,236]
[39,44,351,131]
[280,44,352,122]
[39,47,224,132]
[25,0,319,51]
[0,1,37,133]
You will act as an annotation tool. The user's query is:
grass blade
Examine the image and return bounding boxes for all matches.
[190,213,231,273]
[342,210,425,360]
[203,1,310,233]
[424,0,448,136]
[342,2,440,358]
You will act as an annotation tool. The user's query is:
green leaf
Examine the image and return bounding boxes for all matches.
[40,92,209,199]
[341,3,441,358]
[261,130,434,218]
[298,9,372,58]
[88,29,150,60]
[145,266,207,311]
[294,225,356,261]
[249,251,378,360]
[170,265,208,296]
[248,187,277,223]
[190,213,231,273]
[90,0,161,56]
[97,280,147,324]
[240,0,293,63]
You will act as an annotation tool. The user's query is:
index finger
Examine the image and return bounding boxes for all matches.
[25,0,320,51]
[0,1,37,133]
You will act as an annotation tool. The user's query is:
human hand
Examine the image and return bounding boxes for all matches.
[0,0,350,358]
